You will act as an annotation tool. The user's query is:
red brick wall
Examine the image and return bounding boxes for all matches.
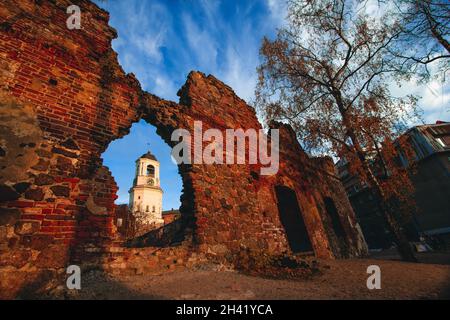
[0,0,367,278]
[0,0,143,251]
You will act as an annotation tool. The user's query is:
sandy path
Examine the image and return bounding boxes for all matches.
[63,259,450,300]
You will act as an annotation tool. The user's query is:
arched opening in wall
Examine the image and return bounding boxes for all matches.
[275,185,313,253]
[102,120,185,243]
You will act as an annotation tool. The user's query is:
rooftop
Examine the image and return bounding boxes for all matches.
[138,151,158,161]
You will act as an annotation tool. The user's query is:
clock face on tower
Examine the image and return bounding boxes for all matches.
[147,178,154,186]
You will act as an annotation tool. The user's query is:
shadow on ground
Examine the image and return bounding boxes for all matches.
[16,268,168,300]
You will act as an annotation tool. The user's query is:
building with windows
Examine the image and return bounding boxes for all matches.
[128,151,164,228]
[337,121,450,249]
[402,121,450,241]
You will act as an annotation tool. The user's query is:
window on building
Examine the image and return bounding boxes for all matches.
[146,205,149,212]
[152,206,155,213]
[436,138,446,148]
[147,165,155,177]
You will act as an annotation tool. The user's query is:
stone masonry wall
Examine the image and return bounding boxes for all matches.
[0,0,367,297]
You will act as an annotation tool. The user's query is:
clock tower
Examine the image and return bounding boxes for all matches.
[129,151,164,226]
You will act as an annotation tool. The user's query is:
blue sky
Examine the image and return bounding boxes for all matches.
[95,0,285,102]
[97,0,448,208]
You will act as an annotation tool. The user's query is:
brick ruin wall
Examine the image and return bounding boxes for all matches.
[0,0,367,297]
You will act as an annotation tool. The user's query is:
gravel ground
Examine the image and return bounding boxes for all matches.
[61,258,450,300]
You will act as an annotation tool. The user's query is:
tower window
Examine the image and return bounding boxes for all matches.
[152,206,155,213]
[147,165,155,177]
[146,205,149,212]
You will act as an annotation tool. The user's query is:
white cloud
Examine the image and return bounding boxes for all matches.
[198,0,221,26]
[179,2,264,103]
[132,32,165,63]
[182,14,218,70]
[220,43,258,102]
[390,76,450,124]
[267,0,287,25]
[112,2,170,63]
[153,75,177,100]
[421,81,450,109]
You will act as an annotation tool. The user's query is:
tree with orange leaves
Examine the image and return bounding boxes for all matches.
[256,0,423,261]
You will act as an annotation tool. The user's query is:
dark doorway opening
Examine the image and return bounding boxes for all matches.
[275,185,313,253]
[324,197,346,238]
[323,197,349,257]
